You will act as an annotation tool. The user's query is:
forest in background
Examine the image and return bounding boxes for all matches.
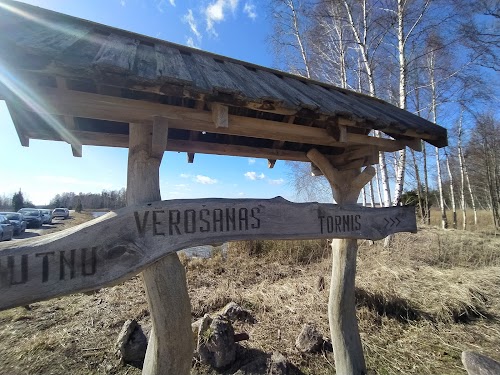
[0,189,127,211]
[270,0,499,230]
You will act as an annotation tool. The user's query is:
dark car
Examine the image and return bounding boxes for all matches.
[0,214,14,241]
[18,208,43,228]
[0,212,26,235]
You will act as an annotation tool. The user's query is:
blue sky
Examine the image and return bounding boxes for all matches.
[0,0,296,205]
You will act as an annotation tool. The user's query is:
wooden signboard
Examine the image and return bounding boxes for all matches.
[0,197,416,311]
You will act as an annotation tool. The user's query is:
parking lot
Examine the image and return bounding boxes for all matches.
[7,211,94,241]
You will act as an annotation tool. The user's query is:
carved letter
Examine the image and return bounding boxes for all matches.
[199,209,210,232]
[335,216,341,232]
[60,249,76,280]
[327,216,334,233]
[354,215,361,230]
[134,211,150,237]
[35,252,54,283]
[8,255,28,285]
[318,214,325,234]
[152,210,165,236]
[213,209,223,232]
[239,208,249,231]
[226,208,236,231]
[184,209,196,234]
[81,247,97,276]
[168,210,181,235]
[251,207,261,229]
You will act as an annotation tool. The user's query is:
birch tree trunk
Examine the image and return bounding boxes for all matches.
[436,147,448,229]
[410,148,425,222]
[375,165,383,207]
[464,160,478,226]
[127,122,193,375]
[369,180,376,208]
[458,139,468,230]
[445,150,457,229]
[423,144,431,224]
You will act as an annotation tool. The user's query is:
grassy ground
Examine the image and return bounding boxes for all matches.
[0,211,499,374]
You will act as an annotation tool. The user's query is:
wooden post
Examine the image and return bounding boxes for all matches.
[307,149,375,375]
[127,122,193,375]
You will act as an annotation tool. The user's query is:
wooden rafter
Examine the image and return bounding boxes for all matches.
[24,87,424,153]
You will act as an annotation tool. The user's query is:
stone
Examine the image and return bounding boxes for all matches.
[233,352,293,375]
[198,315,236,369]
[295,323,324,353]
[234,356,268,375]
[269,352,288,375]
[192,314,211,347]
[115,319,148,367]
[462,350,500,375]
[221,301,255,323]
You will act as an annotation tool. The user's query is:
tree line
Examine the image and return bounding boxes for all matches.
[271,0,499,230]
[0,189,127,212]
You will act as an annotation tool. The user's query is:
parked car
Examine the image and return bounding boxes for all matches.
[0,212,26,235]
[0,214,14,241]
[52,208,69,219]
[40,209,53,224]
[18,208,43,228]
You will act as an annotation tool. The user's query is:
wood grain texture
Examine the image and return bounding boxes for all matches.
[0,198,416,311]
[306,151,369,375]
[212,103,228,128]
[93,34,139,74]
[192,54,241,94]
[127,123,192,375]
[155,44,193,85]
[28,87,418,152]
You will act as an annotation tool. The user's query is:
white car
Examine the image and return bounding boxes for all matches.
[40,209,53,224]
[52,208,69,219]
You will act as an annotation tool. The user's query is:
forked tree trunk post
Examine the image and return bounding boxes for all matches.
[307,149,375,375]
[127,121,193,375]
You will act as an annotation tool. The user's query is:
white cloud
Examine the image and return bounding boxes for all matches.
[195,175,218,184]
[180,173,191,178]
[186,36,197,48]
[243,2,257,19]
[268,178,285,185]
[205,0,240,35]
[120,0,126,6]
[156,0,167,12]
[183,9,201,39]
[169,0,176,6]
[244,171,265,180]
[248,158,256,165]
[183,9,202,47]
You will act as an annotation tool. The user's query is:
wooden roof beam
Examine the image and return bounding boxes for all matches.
[151,116,169,159]
[211,103,228,128]
[27,87,422,153]
[56,77,82,157]
[70,130,310,161]
[338,117,432,149]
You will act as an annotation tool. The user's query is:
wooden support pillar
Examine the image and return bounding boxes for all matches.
[127,122,193,375]
[307,148,375,375]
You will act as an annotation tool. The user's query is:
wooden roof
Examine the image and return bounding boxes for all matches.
[0,0,447,168]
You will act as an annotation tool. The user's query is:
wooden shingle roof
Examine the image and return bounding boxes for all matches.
[0,0,447,168]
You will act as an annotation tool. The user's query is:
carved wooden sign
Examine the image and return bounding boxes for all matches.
[0,197,416,310]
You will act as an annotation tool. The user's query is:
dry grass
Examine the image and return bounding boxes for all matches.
[1,210,499,374]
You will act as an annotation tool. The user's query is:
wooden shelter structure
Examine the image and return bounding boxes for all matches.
[0,1,447,374]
